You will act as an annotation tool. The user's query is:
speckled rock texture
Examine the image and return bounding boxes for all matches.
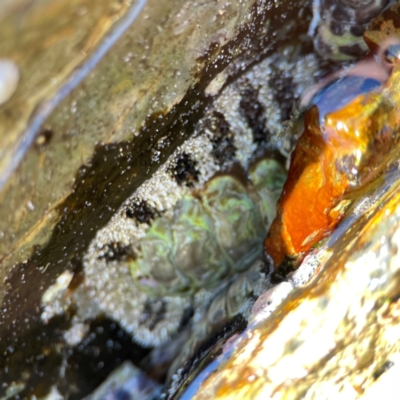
[1,0,400,399]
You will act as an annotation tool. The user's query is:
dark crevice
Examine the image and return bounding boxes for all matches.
[166,315,248,400]
[373,360,394,380]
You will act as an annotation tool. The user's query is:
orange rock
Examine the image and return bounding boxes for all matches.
[265,72,397,268]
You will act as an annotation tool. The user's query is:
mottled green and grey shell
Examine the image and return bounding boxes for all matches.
[131,159,284,297]
[84,157,286,347]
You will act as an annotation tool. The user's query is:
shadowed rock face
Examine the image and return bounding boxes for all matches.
[1,0,398,398]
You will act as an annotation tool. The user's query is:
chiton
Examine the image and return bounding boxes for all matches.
[77,52,326,351]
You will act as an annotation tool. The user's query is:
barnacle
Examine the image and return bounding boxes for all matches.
[279,101,305,139]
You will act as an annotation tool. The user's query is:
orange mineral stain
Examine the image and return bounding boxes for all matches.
[265,72,398,267]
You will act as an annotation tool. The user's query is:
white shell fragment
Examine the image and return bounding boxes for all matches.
[0,58,20,105]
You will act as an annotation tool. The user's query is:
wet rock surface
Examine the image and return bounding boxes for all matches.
[1,0,400,399]
[177,168,400,399]
[167,4,400,399]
